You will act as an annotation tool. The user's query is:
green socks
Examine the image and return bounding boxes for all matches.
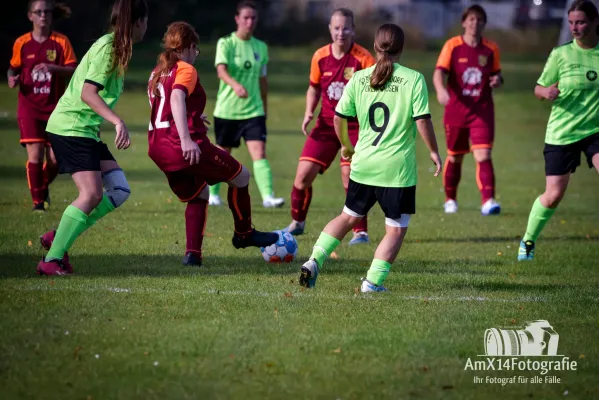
[86,195,116,229]
[310,232,341,268]
[209,183,221,197]
[366,259,392,286]
[46,205,88,261]
[253,159,273,200]
[523,197,556,242]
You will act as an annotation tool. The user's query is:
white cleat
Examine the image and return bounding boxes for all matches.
[481,198,501,216]
[360,278,388,293]
[208,194,222,206]
[263,195,285,208]
[444,199,458,214]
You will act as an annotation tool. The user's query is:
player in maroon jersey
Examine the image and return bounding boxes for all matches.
[7,0,76,212]
[147,22,278,267]
[284,8,376,244]
[433,4,504,216]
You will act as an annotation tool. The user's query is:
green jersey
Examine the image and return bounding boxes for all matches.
[213,33,268,120]
[47,33,123,141]
[537,40,599,145]
[335,64,431,188]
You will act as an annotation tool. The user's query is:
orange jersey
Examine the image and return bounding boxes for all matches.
[9,31,76,120]
[147,61,209,172]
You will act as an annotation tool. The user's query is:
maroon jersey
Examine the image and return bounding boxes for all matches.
[9,32,77,121]
[436,36,501,127]
[309,43,375,127]
[147,61,209,172]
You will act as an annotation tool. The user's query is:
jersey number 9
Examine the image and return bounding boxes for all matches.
[369,102,390,146]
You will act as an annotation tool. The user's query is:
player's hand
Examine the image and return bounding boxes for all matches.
[437,89,450,106]
[8,75,19,88]
[341,145,354,162]
[301,113,313,136]
[430,151,442,177]
[489,75,502,88]
[114,120,131,150]
[200,114,211,131]
[233,83,248,98]
[545,82,560,101]
[182,138,201,165]
[33,63,56,74]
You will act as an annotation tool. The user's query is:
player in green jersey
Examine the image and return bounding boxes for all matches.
[298,23,443,292]
[36,0,148,276]
[208,1,285,209]
[518,0,599,261]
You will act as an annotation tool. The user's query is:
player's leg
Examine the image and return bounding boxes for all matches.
[471,125,499,215]
[183,185,209,266]
[208,117,239,206]
[443,125,468,213]
[19,118,47,211]
[341,164,369,245]
[361,185,415,292]
[42,144,59,207]
[299,179,377,288]
[243,116,284,208]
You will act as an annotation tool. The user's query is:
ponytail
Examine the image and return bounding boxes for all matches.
[150,50,178,97]
[370,24,405,90]
[370,53,394,89]
[110,0,148,75]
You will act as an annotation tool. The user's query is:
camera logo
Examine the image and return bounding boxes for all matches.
[484,320,559,356]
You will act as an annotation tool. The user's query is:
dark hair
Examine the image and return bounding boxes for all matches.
[110,0,148,75]
[370,24,404,90]
[331,7,355,28]
[236,0,257,15]
[28,0,71,22]
[461,4,487,24]
[150,22,199,97]
[568,0,599,35]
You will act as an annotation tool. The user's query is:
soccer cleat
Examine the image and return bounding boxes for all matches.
[517,240,535,261]
[32,202,46,212]
[444,199,458,214]
[36,258,72,276]
[348,231,369,246]
[44,192,51,209]
[182,251,202,267]
[208,194,222,206]
[360,278,388,293]
[40,229,56,250]
[481,198,501,216]
[299,259,319,288]
[284,220,305,236]
[232,229,279,249]
[263,195,285,208]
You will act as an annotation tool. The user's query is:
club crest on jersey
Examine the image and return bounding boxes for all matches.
[587,70,597,81]
[343,67,355,80]
[46,49,57,62]
[478,55,488,67]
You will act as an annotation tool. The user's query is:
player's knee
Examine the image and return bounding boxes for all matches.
[102,168,130,208]
[294,171,315,190]
[342,206,364,226]
[473,150,491,163]
[543,188,565,208]
[448,154,464,164]
[229,166,250,188]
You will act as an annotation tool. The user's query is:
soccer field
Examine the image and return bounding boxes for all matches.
[0,45,598,399]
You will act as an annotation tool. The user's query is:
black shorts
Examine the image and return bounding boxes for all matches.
[214,116,267,148]
[544,133,599,175]
[344,179,416,220]
[48,133,115,174]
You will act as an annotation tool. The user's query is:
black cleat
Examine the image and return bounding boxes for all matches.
[32,203,46,212]
[182,251,202,267]
[232,229,279,249]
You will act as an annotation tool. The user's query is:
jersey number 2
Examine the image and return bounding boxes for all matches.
[369,102,389,146]
[148,83,170,130]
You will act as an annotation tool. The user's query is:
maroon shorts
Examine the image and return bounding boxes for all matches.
[163,142,243,202]
[299,118,359,172]
[18,118,50,147]
[445,124,494,155]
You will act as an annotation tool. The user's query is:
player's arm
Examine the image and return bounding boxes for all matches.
[333,114,352,155]
[81,83,129,149]
[489,42,504,88]
[333,77,356,160]
[433,39,454,106]
[260,66,268,118]
[7,67,20,88]
[534,48,560,102]
[171,89,201,165]
[303,50,324,135]
[216,64,248,98]
[413,73,442,176]
[8,39,23,88]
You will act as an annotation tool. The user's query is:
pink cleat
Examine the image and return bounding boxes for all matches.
[36,258,73,276]
[39,230,72,272]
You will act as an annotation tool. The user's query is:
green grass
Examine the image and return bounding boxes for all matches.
[1,46,598,400]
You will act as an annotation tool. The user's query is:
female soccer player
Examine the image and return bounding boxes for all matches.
[147,22,278,266]
[284,8,376,245]
[433,4,503,216]
[36,0,148,276]
[299,23,443,292]
[518,0,599,261]
[208,0,284,209]
[8,0,76,211]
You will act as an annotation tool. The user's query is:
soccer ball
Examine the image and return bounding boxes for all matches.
[260,230,298,263]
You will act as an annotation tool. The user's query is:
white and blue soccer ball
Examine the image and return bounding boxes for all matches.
[260,230,298,263]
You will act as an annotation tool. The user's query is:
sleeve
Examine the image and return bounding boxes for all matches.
[537,48,559,87]
[435,39,454,72]
[9,38,24,70]
[262,42,269,67]
[309,51,322,87]
[214,38,229,67]
[173,63,198,97]
[335,75,357,118]
[360,51,376,69]
[412,73,431,120]
[60,36,77,66]
[491,44,501,74]
[84,42,112,89]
